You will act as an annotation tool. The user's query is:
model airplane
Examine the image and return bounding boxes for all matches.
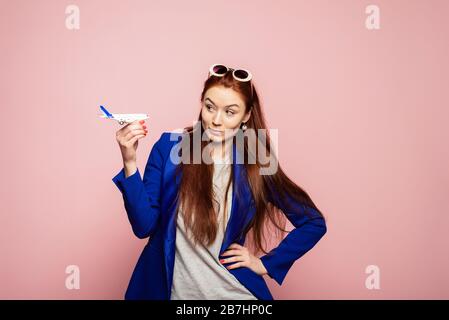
[98,105,149,125]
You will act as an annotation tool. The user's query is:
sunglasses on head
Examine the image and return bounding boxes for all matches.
[208,63,254,99]
[208,63,253,82]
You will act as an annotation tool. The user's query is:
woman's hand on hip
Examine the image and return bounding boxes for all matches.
[220,243,268,276]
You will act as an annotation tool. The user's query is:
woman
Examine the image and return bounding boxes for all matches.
[112,64,327,300]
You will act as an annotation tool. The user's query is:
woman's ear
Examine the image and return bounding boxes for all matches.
[243,109,252,123]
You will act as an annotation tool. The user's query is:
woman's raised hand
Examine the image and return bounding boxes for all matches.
[116,119,148,164]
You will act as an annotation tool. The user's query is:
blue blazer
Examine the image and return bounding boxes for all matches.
[112,132,327,300]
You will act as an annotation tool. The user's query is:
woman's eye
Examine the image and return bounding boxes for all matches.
[226,110,235,115]
[206,105,213,111]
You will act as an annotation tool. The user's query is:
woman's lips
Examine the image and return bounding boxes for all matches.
[208,128,224,136]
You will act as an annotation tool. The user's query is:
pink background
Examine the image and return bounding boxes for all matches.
[1,0,448,299]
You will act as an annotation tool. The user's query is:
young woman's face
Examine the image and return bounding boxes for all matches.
[201,86,251,142]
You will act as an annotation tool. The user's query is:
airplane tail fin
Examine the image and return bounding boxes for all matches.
[100,105,113,118]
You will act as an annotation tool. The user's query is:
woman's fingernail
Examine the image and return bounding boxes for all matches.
[140,120,145,124]
[220,259,225,263]
[143,125,147,129]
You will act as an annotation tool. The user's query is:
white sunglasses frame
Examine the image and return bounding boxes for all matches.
[208,63,253,82]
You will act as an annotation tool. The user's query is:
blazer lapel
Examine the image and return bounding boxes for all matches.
[162,137,183,295]
[219,141,255,255]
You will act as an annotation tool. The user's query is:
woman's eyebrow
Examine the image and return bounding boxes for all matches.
[205,98,240,108]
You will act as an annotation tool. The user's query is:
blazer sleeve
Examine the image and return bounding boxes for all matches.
[111,132,166,239]
[259,190,327,285]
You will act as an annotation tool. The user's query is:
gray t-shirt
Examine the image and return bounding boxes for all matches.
[170,152,257,300]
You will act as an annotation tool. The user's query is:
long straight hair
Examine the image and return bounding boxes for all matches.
[175,70,325,255]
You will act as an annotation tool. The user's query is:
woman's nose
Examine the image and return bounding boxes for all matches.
[212,112,222,125]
